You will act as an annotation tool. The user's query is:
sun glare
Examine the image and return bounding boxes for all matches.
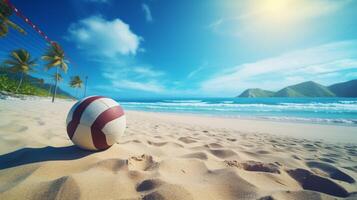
[249,0,300,24]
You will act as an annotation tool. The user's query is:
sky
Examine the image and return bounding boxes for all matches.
[2,0,357,98]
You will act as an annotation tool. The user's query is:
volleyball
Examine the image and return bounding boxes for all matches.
[66,96,126,151]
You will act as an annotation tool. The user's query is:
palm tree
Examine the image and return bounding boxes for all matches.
[0,0,26,37]
[38,78,44,85]
[53,72,62,82]
[3,49,36,92]
[42,43,68,102]
[69,75,82,98]
[50,72,62,97]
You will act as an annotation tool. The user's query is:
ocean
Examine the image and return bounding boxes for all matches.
[117,98,357,126]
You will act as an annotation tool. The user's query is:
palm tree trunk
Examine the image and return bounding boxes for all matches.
[15,72,24,93]
[52,68,58,103]
[48,84,52,96]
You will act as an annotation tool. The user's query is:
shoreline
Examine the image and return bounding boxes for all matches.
[124,108,357,127]
[126,110,357,143]
[1,97,356,143]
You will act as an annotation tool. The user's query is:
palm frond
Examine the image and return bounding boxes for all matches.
[3,60,19,66]
[60,62,68,72]
[0,23,9,37]
[6,20,26,35]
[4,49,37,74]
[42,43,69,73]
[11,51,22,63]
[46,60,61,67]
[41,55,54,61]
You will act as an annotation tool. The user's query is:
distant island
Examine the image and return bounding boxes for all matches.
[237,79,357,98]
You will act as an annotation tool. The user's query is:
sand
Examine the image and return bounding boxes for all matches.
[0,97,356,200]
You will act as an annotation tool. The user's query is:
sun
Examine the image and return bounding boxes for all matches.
[250,0,299,22]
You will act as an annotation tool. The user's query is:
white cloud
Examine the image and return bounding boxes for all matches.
[101,65,166,93]
[201,40,357,95]
[113,80,164,93]
[133,67,164,77]
[67,16,167,94]
[68,16,141,57]
[187,67,202,79]
[187,64,208,79]
[142,3,153,22]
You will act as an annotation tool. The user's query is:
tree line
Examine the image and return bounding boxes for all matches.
[0,0,83,102]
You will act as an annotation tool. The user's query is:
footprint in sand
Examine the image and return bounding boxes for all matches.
[286,168,350,198]
[92,159,128,172]
[128,154,157,171]
[225,160,280,174]
[38,175,80,200]
[136,179,163,192]
[257,196,274,200]
[241,161,280,174]
[306,161,355,183]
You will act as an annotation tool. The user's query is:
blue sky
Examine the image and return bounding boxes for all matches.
[2,0,357,98]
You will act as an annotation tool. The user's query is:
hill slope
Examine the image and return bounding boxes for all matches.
[0,69,73,98]
[329,80,357,97]
[274,81,335,97]
[237,80,357,98]
[274,87,304,97]
[238,88,275,97]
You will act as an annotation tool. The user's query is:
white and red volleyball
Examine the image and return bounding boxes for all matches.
[66,96,126,151]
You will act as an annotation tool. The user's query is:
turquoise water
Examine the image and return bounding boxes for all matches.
[118,98,357,125]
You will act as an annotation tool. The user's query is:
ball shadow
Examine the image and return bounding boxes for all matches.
[0,145,94,170]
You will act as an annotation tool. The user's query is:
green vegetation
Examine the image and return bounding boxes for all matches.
[0,2,75,101]
[0,70,72,98]
[3,49,37,92]
[238,88,275,97]
[0,74,48,96]
[237,80,357,98]
[274,87,304,97]
[0,0,26,37]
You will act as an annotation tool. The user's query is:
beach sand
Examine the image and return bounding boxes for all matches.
[0,98,356,200]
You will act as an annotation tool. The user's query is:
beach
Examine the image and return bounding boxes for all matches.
[0,97,356,200]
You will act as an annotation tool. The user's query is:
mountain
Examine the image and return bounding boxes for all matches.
[237,80,357,98]
[274,87,304,97]
[328,80,357,97]
[275,81,335,97]
[238,88,275,97]
[0,68,73,98]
